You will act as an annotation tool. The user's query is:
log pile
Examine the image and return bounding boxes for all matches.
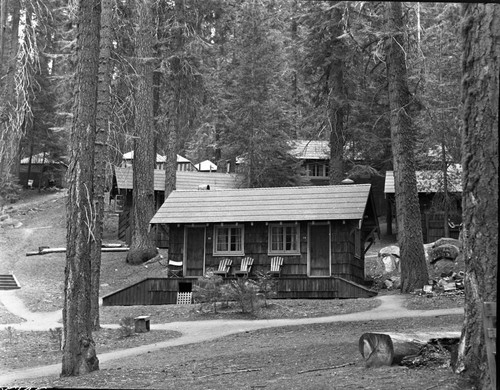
[359,332,460,369]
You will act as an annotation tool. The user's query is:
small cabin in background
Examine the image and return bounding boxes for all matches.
[149,184,379,300]
[194,160,217,172]
[121,151,196,171]
[19,153,68,188]
[289,140,330,185]
[112,166,240,246]
[384,168,462,243]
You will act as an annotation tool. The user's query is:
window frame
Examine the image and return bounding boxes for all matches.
[213,224,245,256]
[268,223,301,255]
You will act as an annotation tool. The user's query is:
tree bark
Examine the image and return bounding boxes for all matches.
[385,2,428,293]
[328,4,346,185]
[126,0,158,265]
[0,0,21,182]
[62,0,100,377]
[90,0,113,331]
[455,4,499,389]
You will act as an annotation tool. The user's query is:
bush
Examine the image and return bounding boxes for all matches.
[49,327,63,350]
[0,173,21,205]
[223,277,260,314]
[118,316,135,338]
[253,271,278,307]
[192,269,225,313]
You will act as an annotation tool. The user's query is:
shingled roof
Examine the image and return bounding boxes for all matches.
[150,184,372,224]
[384,169,462,194]
[114,167,240,192]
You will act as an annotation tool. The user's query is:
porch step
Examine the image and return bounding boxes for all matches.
[0,274,21,290]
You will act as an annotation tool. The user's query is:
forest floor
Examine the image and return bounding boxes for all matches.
[0,189,471,389]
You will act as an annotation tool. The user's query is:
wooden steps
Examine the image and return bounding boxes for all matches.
[0,274,21,290]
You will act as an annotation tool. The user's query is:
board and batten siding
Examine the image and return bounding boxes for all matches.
[165,219,363,281]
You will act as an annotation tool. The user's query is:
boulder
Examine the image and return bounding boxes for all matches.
[433,237,462,250]
[428,244,460,264]
[378,245,400,272]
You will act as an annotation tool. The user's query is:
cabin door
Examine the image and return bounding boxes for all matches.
[184,226,205,277]
[308,223,331,276]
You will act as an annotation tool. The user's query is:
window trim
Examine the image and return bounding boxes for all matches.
[213,224,245,256]
[268,223,301,255]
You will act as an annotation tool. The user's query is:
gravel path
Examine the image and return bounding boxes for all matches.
[0,293,463,384]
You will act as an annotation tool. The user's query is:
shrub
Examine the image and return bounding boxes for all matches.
[192,269,225,313]
[224,277,260,314]
[118,316,135,338]
[253,271,278,307]
[49,327,63,350]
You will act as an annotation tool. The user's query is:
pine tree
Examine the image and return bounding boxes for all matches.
[455,4,498,388]
[385,2,428,293]
[62,0,100,376]
[125,0,158,265]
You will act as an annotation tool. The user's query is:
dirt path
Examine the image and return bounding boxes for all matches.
[0,294,463,384]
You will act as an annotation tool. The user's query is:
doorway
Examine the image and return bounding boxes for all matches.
[184,226,205,276]
[308,223,331,276]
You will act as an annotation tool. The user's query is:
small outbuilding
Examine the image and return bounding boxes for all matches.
[384,169,462,243]
[150,184,379,299]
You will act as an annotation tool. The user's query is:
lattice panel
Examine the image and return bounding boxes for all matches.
[176,292,192,305]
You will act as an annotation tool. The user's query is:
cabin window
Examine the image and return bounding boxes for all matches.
[307,162,328,177]
[213,225,244,255]
[268,224,300,254]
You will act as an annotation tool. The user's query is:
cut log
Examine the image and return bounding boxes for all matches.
[26,246,129,256]
[359,332,460,367]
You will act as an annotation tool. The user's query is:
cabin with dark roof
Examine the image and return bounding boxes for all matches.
[149,184,379,300]
[384,169,462,243]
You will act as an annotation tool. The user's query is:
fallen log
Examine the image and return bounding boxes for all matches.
[359,331,460,367]
[26,245,129,256]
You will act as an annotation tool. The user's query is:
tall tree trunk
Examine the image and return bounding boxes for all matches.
[455,4,498,389]
[0,0,20,182]
[62,0,100,377]
[126,0,158,265]
[90,0,113,331]
[328,4,346,185]
[165,0,185,198]
[385,2,428,293]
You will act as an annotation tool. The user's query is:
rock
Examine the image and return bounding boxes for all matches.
[428,244,460,263]
[390,276,401,289]
[0,214,9,221]
[432,258,457,278]
[423,242,435,262]
[378,245,400,272]
[433,237,462,250]
[379,245,400,258]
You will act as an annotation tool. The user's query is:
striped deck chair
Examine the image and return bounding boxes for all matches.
[213,258,232,277]
[234,257,254,277]
[267,256,283,277]
[167,259,183,278]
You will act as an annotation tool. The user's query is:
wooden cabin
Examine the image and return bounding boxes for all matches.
[150,184,379,300]
[19,153,68,188]
[113,166,240,246]
[384,169,462,243]
[121,151,196,171]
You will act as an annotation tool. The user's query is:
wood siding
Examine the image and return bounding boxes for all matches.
[166,220,366,283]
[102,278,197,306]
[102,275,376,306]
